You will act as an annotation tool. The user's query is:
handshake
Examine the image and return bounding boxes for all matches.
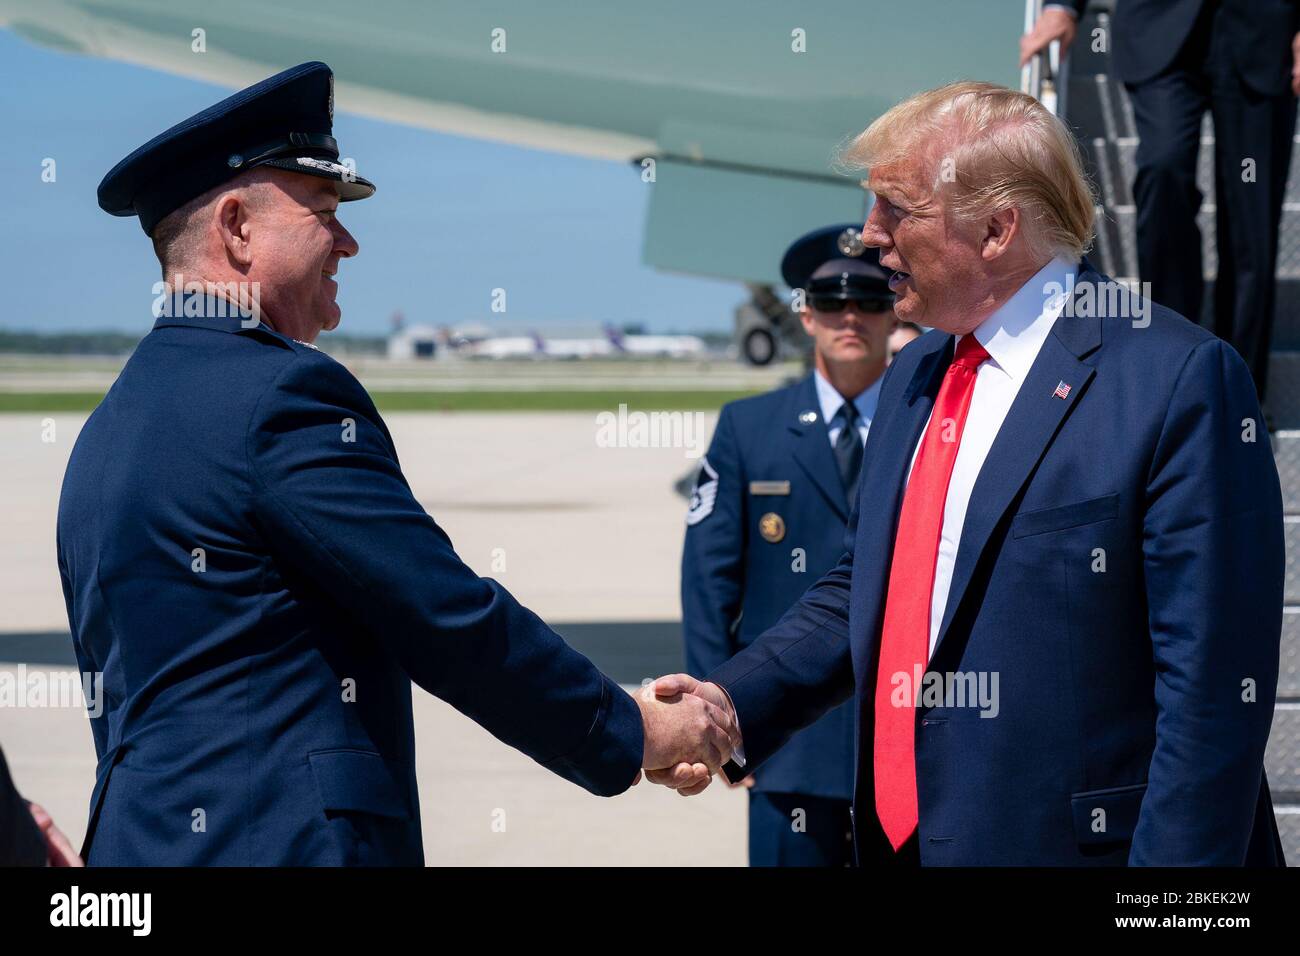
[633,674,743,795]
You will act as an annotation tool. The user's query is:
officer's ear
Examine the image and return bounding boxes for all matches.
[213,190,254,268]
[798,307,817,338]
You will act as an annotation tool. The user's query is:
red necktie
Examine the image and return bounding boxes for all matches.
[873,333,990,850]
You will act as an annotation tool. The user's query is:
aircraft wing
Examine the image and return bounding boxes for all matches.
[0,0,1025,285]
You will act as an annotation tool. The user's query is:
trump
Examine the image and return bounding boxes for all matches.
[651,81,1287,866]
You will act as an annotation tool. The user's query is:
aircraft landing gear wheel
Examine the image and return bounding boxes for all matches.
[742,328,776,366]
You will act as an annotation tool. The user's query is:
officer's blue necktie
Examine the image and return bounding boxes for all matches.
[833,401,864,503]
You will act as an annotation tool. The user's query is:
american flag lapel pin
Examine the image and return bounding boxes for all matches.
[1053,381,1071,399]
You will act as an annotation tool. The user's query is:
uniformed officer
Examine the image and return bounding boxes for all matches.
[681,223,899,866]
[58,61,736,865]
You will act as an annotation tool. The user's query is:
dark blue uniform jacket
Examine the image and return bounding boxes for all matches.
[57,304,642,865]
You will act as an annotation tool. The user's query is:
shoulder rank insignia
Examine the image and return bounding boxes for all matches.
[685,457,719,526]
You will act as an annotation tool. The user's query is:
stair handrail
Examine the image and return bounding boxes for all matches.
[1021,0,1062,116]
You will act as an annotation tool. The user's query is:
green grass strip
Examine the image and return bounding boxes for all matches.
[0,389,764,413]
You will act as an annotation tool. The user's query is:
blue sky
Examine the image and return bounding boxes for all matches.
[0,28,744,335]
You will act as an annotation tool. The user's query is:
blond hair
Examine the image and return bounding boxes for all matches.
[840,81,1096,261]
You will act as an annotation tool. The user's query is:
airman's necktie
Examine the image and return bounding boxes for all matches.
[833,400,864,503]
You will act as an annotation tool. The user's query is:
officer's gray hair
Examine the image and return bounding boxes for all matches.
[150,193,209,276]
[840,81,1097,262]
[150,171,275,277]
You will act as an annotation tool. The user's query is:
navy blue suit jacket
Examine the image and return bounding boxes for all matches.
[681,375,856,800]
[57,302,643,866]
[710,263,1287,865]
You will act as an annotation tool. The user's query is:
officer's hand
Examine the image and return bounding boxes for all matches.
[640,674,743,796]
[643,761,713,795]
[28,802,83,867]
[1019,7,1077,68]
[636,678,739,786]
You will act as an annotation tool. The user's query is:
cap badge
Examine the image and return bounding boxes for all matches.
[836,228,865,257]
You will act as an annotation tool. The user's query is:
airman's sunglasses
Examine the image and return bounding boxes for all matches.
[809,296,891,314]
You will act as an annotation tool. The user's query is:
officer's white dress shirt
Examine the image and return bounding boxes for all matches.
[813,369,880,448]
[910,255,1075,658]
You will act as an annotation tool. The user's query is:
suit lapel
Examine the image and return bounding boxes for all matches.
[788,376,849,522]
[930,283,1103,664]
[881,339,951,517]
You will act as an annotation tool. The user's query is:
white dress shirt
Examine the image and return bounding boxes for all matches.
[813,369,881,448]
[908,255,1076,659]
